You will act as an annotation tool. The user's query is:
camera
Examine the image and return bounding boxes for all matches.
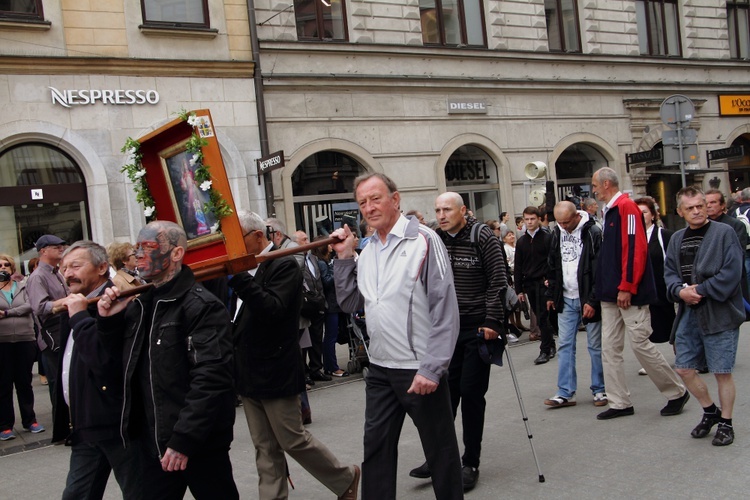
[0,271,10,282]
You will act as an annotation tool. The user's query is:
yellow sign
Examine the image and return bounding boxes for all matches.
[719,95,750,116]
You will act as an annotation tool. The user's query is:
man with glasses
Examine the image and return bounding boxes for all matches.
[98,221,239,499]
[230,211,360,500]
[26,234,69,414]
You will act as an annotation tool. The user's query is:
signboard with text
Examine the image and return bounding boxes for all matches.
[719,95,750,116]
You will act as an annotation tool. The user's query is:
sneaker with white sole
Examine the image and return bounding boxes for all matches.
[506,332,519,343]
[24,422,45,434]
[544,395,576,408]
[593,392,608,407]
[0,429,16,441]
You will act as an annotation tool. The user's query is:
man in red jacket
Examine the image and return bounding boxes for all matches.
[591,167,688,420]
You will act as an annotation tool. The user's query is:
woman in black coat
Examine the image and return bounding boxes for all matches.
[635,198,675,345]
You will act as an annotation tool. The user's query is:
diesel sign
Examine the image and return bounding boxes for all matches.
[447,99,488,114]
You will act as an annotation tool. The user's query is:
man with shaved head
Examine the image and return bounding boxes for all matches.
[98,221,238,499]
[544,201,606,409]
[407,191,506,491]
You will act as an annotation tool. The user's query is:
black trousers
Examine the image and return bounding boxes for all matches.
[362,364,463,500]
[525,279,556,354]
[448,328,491,468]
[140,443,239,500]
[0,341,37,430]
[305,312,325,373]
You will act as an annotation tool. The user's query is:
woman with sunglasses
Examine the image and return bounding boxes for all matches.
[0,254,44,441]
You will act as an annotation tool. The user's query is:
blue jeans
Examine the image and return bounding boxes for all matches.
[555,297,605,399]
[674,307,740,374]
[63,437,142,500]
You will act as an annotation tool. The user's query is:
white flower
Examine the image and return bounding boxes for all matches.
[127,152,137,164]
[199,180,212,191]
[189,156,198,167]
[133,169,146,179]
[187,115,200,127]
[144,206,155,217]
[210,222,220,233]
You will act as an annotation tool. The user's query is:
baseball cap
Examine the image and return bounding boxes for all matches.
[35,234,67,252]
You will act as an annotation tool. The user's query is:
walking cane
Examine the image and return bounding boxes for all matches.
[504,346,545,483]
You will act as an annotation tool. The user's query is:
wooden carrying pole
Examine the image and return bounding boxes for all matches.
[53,236,338,313]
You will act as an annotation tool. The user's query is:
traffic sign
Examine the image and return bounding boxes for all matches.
[662,129,697,146]
[660,95,695,129]
[663,144,699,166]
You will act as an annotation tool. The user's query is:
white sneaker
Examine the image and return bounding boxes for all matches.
[506,332,518,343]
[593,392,608,407]
[638,368,647,376]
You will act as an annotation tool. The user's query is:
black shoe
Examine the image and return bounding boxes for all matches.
[305,376,315,386]
[409,461,431,479]
[534,352,550,365]
[661,391,690,416]
[596,407,634,420]
[549,347,557,359]
[691,411,721,438]
[462,466,479,491]
[712,423,734,446]
[310,370,332,382]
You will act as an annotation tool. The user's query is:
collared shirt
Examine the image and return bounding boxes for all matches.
[603,191,623,216]
[62,281,108,407]
[371,215,409,294]
[26,260,69,326]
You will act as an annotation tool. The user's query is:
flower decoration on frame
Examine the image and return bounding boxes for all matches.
[120,109,234,228]
[120,137,156,221]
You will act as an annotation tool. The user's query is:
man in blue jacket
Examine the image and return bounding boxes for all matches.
[591,167,688,420]
[664,186,744,446]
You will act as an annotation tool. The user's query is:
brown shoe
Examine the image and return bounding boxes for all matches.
[529,332,541,342]
[338,465,360,500]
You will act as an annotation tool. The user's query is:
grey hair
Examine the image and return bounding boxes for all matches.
[583,198,598,209]
[238,210,266,235]
[594,167,619,187]
[63,240,109,267]
[265,217,287,236]
[741,187,750,202]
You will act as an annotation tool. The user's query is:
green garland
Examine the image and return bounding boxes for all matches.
[120,110,233,228]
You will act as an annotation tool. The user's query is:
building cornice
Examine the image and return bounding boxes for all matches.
[0,56,254,78]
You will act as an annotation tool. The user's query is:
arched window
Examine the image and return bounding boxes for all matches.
[0,143,90,268]
[445,145,501,221]
[292,151,366,238]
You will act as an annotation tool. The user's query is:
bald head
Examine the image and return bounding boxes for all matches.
[136,220,187,285]
[553,201,581,233]
[435,191,467,234]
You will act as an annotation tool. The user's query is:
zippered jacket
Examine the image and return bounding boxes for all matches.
[334,215,460,383]
[52,282,123,445]
[0,281,34,343]
[97,267,235,458]
[546,214,602,323]
[595,193,657,305]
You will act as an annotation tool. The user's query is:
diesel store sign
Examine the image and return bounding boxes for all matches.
[447,99,488,114]
[50,87,160,108]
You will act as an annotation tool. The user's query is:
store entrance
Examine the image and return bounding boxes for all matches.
[0,143,90,270]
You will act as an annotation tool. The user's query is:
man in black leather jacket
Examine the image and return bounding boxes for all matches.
[98,221,238,499]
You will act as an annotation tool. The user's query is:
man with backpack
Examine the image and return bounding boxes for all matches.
[408,192,507,491]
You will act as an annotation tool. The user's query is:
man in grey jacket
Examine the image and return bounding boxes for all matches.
[664,186,744,447]
[332,173,463,500]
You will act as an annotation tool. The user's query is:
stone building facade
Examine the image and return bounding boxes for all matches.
[0,0,263,262]
[252,0,750,233]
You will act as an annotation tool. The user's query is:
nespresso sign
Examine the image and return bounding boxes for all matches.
[49,87,160,108]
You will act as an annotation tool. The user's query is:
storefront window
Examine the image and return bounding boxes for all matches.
[0,144,90,269]
[445,145,501,222]
[555,143,608,208]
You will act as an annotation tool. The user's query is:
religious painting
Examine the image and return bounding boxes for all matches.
[159,140,218,242]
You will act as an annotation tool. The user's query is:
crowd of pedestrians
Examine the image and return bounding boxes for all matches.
[0,168,745,500]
